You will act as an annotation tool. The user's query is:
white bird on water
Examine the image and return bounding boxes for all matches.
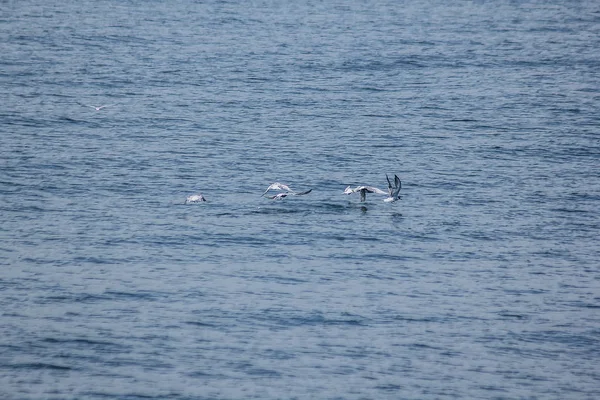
[185,194,206,203]
[384,174,402,203]
[344,185,387,202]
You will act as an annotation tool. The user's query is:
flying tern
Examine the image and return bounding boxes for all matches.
[84,104,114,111]
[344,185,387,202]
[264,189,312,200]
[261,182,293,196]
[384,174,402,202]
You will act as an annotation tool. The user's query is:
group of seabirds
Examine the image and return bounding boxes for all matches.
[82,104,403,206]
[184,174,402,204]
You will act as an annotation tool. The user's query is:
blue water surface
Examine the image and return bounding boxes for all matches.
[1,1,599,399]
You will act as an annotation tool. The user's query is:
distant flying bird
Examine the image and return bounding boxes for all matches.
[384,174,402,203]
[185,194,206,203]
[264,189,312,200]
[84,104,114,111]
[344,185,387,202]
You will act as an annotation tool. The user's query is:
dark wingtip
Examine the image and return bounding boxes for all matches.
[295,188,312,196]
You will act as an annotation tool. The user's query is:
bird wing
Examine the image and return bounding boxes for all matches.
[262,183,277,196]
[363,186,387,195]
[293,189,312,196]
[262,182,292,196]
[393,175,402,197]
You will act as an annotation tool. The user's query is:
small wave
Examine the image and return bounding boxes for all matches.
[9,362,72,371]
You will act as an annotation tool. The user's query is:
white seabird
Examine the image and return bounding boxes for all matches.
[264,189,312,200]
[84,104,114,111]
[261,182,293,196]
[185,194,206,203]
[344,185,387,202]
[384,174,402,203]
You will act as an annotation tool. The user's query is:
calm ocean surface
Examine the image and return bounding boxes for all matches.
[1,1,600,399]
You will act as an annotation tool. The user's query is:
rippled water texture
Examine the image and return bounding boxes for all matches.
[1,1,600,399]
